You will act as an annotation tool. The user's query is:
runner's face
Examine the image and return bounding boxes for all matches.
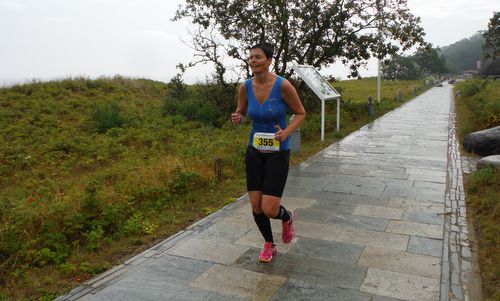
[249,48,271,74]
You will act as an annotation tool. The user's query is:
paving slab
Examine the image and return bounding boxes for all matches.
[271,278,372,301]
[293,207,332,224]
[386,221,443,239]
[233,249,367,290]
[190,264,286,301]
[383,185,444,201]
[57,84,474,301]
[196,220,252,243]
[360,268,440,301]
[310,200,356,214]
[407,236,443,257]
[305,191,389,206]
[82,256,219,301]
[326,211,389,231]
[353,204,403,220]
[281,187,313,198]
[370,295,405,301]
[336,227,409,251]
[294,220,343,241]
[280,196,318,210]
[288,237,363,264]
[166,237,249,265]
[284,176,331,191]
[323,181,386,196]
[358,247,441,278]
[387,198,443,214]
[403,209,444,226]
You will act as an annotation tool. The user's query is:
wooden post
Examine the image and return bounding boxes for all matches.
[214,158,222,182]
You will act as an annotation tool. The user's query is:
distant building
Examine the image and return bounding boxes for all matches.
[463,69,478,78]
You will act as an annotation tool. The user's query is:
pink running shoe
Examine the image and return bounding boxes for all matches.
[282,210,295,243]
[259,242,277,263]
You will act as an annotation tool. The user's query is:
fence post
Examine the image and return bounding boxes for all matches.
[214,158,222,182]
[368,96,374,116]
[395,89,403,102]
[289,114,301,153]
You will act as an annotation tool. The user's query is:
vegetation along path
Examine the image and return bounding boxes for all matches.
[57,82,480,301]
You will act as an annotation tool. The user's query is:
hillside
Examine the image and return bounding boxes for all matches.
[441,32,485,74]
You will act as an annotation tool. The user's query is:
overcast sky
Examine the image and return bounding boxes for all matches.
[0,0,497,86]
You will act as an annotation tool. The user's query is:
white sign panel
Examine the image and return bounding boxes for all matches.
[292,64,340,101]
[292,64,341,140]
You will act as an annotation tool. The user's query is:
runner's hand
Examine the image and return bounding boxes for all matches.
[231,109,241,125]
[274,124,288,142]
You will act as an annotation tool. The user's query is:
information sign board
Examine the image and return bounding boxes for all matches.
[292,64,340,101]
[292,64,341,140]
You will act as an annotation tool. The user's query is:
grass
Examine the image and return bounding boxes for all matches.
[454,79,500,301]
[297,77,428,139]
[455,79,500,136]
[0,76,428,300]
[334,77,424,104]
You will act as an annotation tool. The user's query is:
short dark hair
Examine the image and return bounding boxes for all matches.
[250,42,274,59]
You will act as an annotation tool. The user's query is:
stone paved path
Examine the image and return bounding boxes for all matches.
[57,83,480,301]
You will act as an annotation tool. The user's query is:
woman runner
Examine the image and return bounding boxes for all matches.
[231,42,306,262]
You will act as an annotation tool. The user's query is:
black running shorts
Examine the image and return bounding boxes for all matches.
[245,145,290,197]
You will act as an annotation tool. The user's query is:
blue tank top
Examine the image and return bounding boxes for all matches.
[245,76,291,151]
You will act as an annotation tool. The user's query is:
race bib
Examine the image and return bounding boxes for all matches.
[253,132,280,152]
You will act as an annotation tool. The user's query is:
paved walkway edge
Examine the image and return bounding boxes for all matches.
[441,90,483,301]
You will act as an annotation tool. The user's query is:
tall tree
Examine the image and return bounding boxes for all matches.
[483,11,500,59]
[412,46,447,76]
[173,0,427,82]
[381,54,420,80]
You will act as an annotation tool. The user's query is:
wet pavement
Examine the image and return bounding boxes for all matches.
[56,83,481,301]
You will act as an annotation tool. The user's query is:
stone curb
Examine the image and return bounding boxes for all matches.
[440,91,483,301]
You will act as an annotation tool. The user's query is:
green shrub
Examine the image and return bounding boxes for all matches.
[62,212,86,241]
[100,203,121,233]
[79,261,107,275]
[456,80,500,134]
[36,233,70,266]
[163,78,238,127]
[468,165,497,196]
[0,223,22,259]
[92,101,125,133]
[58,263,77,275]
[169,169,206,194]
[51,139,72,154]
[163,97,222,127]
[141,220,158,235]
[342,99,366,120]
[80,182,102,228]
[460,80,481,97]
[167,74,187,100]
[84,225,105,251]
[192,81,237,114]
[128,186,171,208]
[120,212,143,235]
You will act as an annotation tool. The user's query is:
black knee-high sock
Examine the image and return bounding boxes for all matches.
[273,205,291,222]
[253,212,274,243]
